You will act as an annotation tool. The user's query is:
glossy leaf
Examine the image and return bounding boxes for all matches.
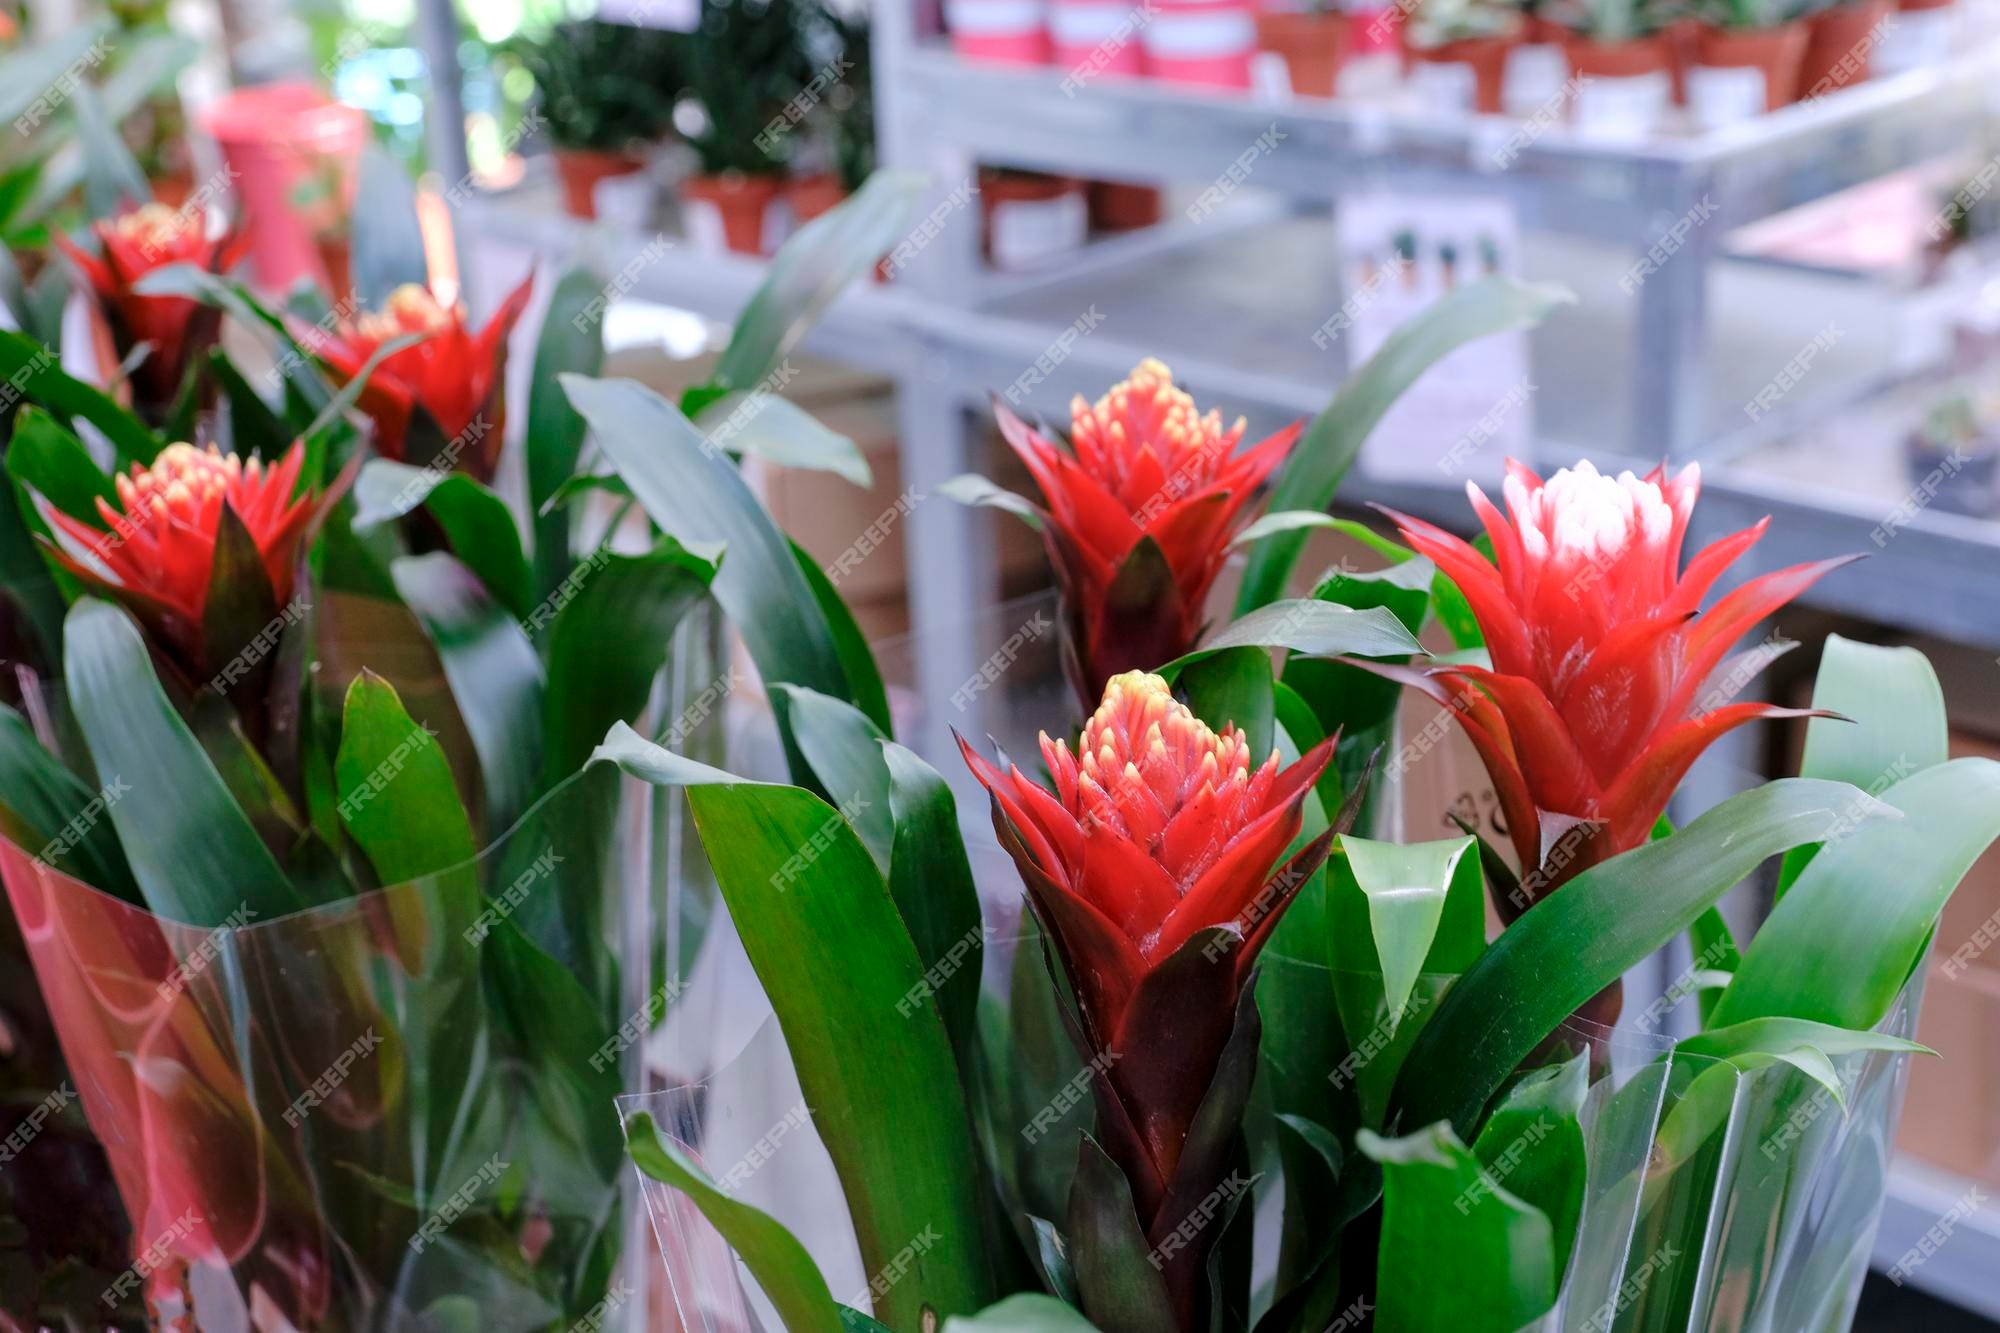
[0,702,137,900]
[883,739,986,1073]
[1390,778,1895,1139]
[696,391,872,487]
[624,1111,845,1333]
[791,537,893,737]
[1711,757,2000,1031]
[540,539,718,784]
[527,263,606,600]
[595,724,995,1327]
[561,375,873,727]
[1471,1053,1586,1287]
[334,670,478,886]
[1160,599,1419,679]
[1359,1122,1555,1333]
[941,1294,1100,1332]
[938,473,1043,530]
[0,330,160,464]
[6,406,120,526]
[1177,645,1274,759]
[1235,277,1573,613]
[355,460,536,621]
[62,598,303,924]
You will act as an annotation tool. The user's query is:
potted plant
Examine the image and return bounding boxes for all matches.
[1794,0,1891,97]
[1687,0,1811,125]
[683,0,816,255]
[980,168,1089,270]
[506,19,683,220]
[1551,0,1681,135]
[1406,0,1525,115]
[1256,0,1350,96]
[1905,387,2000,517]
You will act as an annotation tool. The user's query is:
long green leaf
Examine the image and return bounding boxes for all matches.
[1710,757,2000,1030]
[1470,1053,1586,1288]
[355,460,536,621]
[0,702,137,900]
[334,670,478,885]
[624,1110,845,1333]
[1234,277,1573,612]
[63,598,302,924]
[6,406,120,526]
[1390,778,1894,1138]
[594,724,994,1327]
[527,264,606,600]
[561,375,870,726]
[0,330,160,464]
[941,1294,1100,1332]
[696,391,873,486]
[712,171,924,394]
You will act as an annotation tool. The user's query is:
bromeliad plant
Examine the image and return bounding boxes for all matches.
[591,285,1999,1333]
[0,157,923,1324]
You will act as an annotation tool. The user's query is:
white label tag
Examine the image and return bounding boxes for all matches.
[1874,8,1954,75]
[1573,70,1670,141]
[682,197,726,253]
[1686,62,1767,130]
[990,191,1088,269]
[1408,59,1477,113]
[1502,42,1567,116]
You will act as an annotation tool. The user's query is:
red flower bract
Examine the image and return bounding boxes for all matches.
[1383,459,1853,915]
[54,203,247,415]
[310,280,532,482]
[995,359,1303,708]
[961,671,1336,1327]
[41,442,320,675]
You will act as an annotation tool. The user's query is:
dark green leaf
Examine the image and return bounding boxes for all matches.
[0,702,137,900]
[884,739,986,1075]
[1176,646,1274,758]
[527,264,606,600]
[333,670,478,886]
[355,460,535,622]
[1470,1053,1586,1286]
[6,406,119,526]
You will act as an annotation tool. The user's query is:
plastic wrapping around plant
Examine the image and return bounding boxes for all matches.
[0,765,640,1329]
[622,933,1925,1333]
[1528,983,1921,1333]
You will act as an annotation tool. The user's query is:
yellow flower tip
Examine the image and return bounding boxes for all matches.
[110,202,185,250]
[123,441,247,517]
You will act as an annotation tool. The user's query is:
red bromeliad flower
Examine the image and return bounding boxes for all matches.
[41,442,321,679]
[1383,459,1851,918]
[961,670,1343,1329]
[994,359,1303,708]
[54,203,248,418]
[309,280,532,483]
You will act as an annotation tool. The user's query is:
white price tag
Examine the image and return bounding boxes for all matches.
[1573,71,1670,142]
[1502,41,1568,116]
[1408,58,1477,113]
[990,192,1088,270]
[1686,63,1767,130]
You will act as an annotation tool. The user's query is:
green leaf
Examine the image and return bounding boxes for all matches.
[1687,904,1740,1027]
[1228,511,1410,563]
[199,501,282,692]
[1776,635,1949,896]
[883,740,987,1080]
[0,703,137,901]
[696,391,873,487]
[333,670,478,886]
[1710,757,2000,1031]
[62,598,304,924]
[350,145,430,307]
[355,461,535,622]
[1359,1121,1555,1333]
[540,539,718,784]
[771,683,895,871]
[938,473,1043,530]
[1066,1135,1176,1333]
[1676,1016,1932,1066]
[391,554,545,833]
[527,264,606,600]
[6,406,120,527]
[1177,645,1274,758]
[0,330,160,465]
[1234,277,1573,612]
[623,1111,845,1333]
[561,376,873,727]
[1471,1053,1586,1287]
[942,1293,1100,1332]
[595,724,995,1326]
[1389,778,1896,1140]
[71,85,149,219]
[713,171,924,393]
[791,536,893,736]
[1160,599,1420,679]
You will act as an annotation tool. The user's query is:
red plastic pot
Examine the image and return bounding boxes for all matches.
[1254,8,1349,96]
[1797,0,1891,97]
[1408,35,1514,114]
[682,173,785,256]
[556,149,648,219]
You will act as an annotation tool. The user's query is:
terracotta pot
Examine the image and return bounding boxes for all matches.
[1797,0,1891,95]
[980,171,1087,267]
[1408,35,1514,114]
[1561,34,1673,136]
[1693,20,1809,112]
[1562,32,1671,78]
[1088,180,1163,230]
[1255,9,1349,96]
[682,173,785,256]
[1661,15,1700,103]
[788,173,850,223]
[556,148,648,219]
[1897,0,1952,12]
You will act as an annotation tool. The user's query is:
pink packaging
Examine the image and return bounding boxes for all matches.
[1144,0,1258,87]
[198,84,368,297]
[1051,0,1150,74]
[947,0,1054,63]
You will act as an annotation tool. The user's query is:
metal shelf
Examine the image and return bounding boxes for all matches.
[1872,1155,2000,1321]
